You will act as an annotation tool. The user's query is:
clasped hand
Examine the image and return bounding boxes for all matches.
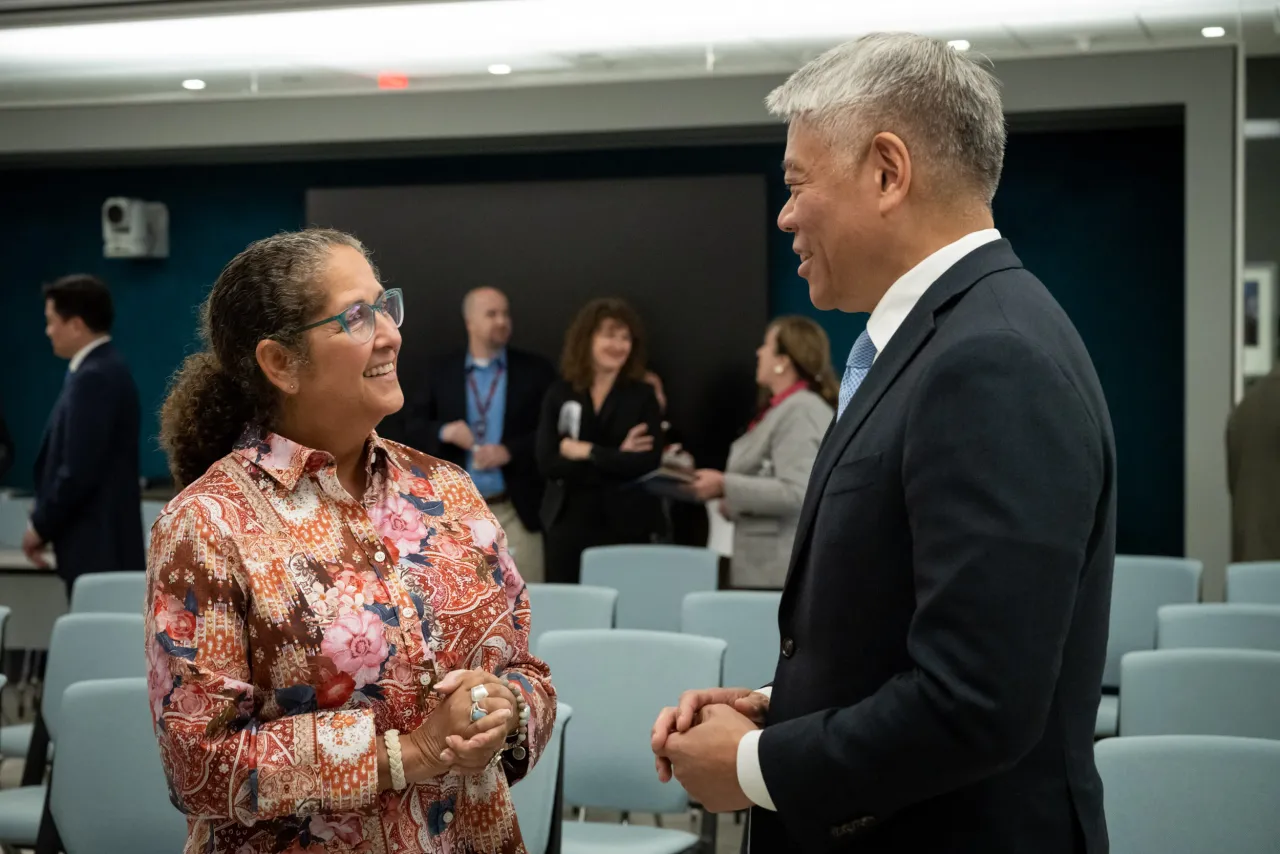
[404,670,519,779]
[649,687,768,813]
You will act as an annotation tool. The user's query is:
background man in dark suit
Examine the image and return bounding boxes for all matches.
[24,275,144,594]
[408,286,556,581]
[652,33,1116,853]
[1227,365,1280,561]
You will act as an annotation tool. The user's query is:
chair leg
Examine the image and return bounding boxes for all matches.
[697,807,717,854]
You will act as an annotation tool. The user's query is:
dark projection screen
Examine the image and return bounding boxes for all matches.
[307,175,769,470]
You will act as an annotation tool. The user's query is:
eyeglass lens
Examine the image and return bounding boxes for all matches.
[345,291,404,342]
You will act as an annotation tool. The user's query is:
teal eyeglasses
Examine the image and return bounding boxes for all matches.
[301,288,404,343]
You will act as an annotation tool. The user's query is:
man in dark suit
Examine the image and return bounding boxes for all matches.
[1227,365,1280,560]
[652,33,1116,853]
[407,286,556,581]
[24,275,144,594]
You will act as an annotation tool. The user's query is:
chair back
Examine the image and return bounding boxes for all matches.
[510,703,571,854]
[581,545,717,632]
[1096,735,1280,854]
[0,497,33,549]
[1104,555,1202,688]
[681,591,781,689]
[1227,562,1280,605]
[1118,649,1280,739]
[43,613,146,740]
[50,677,188,854]
[1157,604,1280,651]
[525,585,617,654]
[69,572,146,614]
[142,501,167,551]
[537,629,725,814]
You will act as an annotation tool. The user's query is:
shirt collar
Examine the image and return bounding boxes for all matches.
[769,380,809,408]
[233,425,398,492]
[865,229,1001,359]
[68,335,111,373]
[465,348,507,371]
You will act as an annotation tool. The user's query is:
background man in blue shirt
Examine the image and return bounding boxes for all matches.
[408,286,556,581]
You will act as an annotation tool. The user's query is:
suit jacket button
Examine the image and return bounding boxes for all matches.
[781,638,795,658]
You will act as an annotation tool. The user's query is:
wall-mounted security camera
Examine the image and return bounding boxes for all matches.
[102,197,169,259]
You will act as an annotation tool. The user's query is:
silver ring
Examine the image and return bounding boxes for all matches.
[470,702,487,722]
[470,685,489,703]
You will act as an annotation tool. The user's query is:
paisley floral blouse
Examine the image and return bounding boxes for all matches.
[145,428,556,854]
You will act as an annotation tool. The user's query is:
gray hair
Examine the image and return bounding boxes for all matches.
[766,33,1007,204]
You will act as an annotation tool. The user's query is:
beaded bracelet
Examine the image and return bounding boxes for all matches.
[504,681,530,761]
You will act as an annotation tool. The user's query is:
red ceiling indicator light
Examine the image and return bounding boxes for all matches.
[377,72,410,90]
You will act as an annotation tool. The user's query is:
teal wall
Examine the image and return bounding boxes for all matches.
[0,126,1182,554]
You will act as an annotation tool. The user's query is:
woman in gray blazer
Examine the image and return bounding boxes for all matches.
[688,316,836,588]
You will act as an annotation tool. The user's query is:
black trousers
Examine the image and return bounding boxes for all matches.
[542,493,652,584]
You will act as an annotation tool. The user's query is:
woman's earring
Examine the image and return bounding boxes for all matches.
[774,364,785,375]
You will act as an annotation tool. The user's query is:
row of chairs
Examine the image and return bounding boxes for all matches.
[1098,557,1280,736]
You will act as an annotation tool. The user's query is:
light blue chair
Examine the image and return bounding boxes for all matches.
[141,500,166,551]
[538,629,725,854]
[50,677,188,854]
[69,572,147,614]
[0,614,146,848]
[581,546,717,633]
[1117,649,1280,739]
[526,584,618,654]
[680,591,781,691]
[0,497,33,549]
[510,703,571,854]
[1227,562,1280,605]
[1096,735,1280,854]
[1097,555,1202,737]
[1157,604,1280,651]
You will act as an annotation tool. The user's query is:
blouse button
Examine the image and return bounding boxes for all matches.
[402,607,415,618]
[374,550,386,562]
[443,811,454,825]
[420,673,432,685]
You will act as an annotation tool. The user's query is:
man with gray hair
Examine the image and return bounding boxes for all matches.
[653,33,1114,852]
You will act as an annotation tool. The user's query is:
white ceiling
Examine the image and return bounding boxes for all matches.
[0,0,1275,108]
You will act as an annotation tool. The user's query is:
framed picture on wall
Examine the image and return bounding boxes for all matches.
[1238,264,1277,395]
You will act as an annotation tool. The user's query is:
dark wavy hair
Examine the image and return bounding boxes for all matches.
[559,297,648,392]
[159,229,372,487]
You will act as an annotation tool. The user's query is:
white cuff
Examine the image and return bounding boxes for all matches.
[754,686,772,700]
[736,728,777,811]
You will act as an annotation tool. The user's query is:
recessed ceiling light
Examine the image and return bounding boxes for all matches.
[1201,26,1226,38]
[181,78,205,90]
[488,63,512,75]
[947,39,970,51]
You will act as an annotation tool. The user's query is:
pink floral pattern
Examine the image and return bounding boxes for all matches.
[369,492,431,557]
[321,609,389,688]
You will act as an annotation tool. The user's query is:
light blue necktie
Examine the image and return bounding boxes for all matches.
[837,330,877,419]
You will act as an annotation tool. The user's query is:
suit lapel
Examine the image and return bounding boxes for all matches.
[781,239,1025,591]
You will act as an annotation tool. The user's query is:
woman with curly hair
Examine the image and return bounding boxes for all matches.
[535,297,664,584]
[147,229,555,854]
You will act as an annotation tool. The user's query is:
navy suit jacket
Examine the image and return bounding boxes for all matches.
[32,341,144,581]
[749,240,1116,853]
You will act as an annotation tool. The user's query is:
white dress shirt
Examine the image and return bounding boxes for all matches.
[733,227,1003,813]
[69,335,111,373]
